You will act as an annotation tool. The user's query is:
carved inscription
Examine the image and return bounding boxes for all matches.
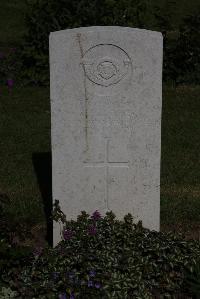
[82,44,132,87]
[83,138,129,211]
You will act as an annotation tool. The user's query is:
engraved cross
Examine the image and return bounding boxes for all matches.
[83,138,129,211]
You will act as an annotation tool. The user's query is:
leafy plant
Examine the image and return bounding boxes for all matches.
[0,287,18,299]
[19,0,159,86]
[2,0,200,87]
[183,258,200,298]
[163,7,200,86]
[1,200,200,298]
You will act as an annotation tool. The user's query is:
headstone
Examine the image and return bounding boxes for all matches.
[50,26,163,246]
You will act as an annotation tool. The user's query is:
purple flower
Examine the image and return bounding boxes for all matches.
[95,282,101,289]
[33,246,43,257]
[9,232,19,245]
[87,225,97,236]
[11,236,19,245]
[6,79,14,88]
[88,280,94,287]
[91,210,102,221]
[58,293,67,299]
[68,271,75,279]
[63,228,74,240]
[0,52,4,59]
[89,270,96,277]
[52,272,60,280]
[70,292,75,299]
[67,272,80,286]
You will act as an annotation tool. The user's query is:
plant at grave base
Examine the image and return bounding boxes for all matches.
[0,286,18,298]
[1,201,200,298]
[183,257,200,298]
[52,199,67,224]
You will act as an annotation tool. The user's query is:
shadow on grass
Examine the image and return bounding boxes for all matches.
[32,152,53,247]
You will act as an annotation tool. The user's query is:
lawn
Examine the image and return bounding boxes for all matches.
[160,85,200,239]
[0,0,200,245]
[0,3,200,298]
[0,84,199,244]
[0,86,50,226]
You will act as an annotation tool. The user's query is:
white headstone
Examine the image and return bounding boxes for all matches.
[50,26,163,246]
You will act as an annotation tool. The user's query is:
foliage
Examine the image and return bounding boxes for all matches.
[153,1,176,32]
[183,258,200,297]
[163,8,200,86]
[0,286,18,299]
[1,200,200,298]
[1,1,200,86]
[18,0,163,86]
[177,11,200,84]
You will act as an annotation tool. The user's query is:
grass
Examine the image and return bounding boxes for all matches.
[160,85,200,237]
[0,86,50,224]
[0,0,200,242]
[0,84,200,238]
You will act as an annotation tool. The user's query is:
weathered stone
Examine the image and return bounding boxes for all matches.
[50,26,163,246]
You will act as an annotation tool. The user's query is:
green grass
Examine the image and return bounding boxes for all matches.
[0,86,50,224]
[0,85,200,231]
[0,0,200,235]
[161,85,200,228]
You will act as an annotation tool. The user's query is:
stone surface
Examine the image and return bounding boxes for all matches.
[50,26,163,246]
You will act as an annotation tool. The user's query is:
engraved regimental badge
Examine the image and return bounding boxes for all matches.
[81,44,132,94]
